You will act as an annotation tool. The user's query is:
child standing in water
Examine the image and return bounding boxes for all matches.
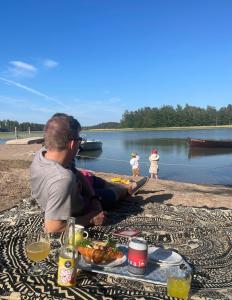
[149,149,159,179]
[130,152,140,177]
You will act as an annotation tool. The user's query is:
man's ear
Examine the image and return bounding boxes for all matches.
[68,140,75,150]
[69,140,76,150]
[69,140,77,150]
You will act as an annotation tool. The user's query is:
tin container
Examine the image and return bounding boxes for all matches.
[128,237,148,275]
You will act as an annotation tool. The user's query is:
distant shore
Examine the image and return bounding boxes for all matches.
[0,143,232,213]
[87,125,232,132]
[1,124,232,139]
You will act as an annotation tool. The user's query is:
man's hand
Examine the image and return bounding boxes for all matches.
[90,211,106,226]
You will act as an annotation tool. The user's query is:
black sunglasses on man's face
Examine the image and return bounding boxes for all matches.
[74,136,83,142]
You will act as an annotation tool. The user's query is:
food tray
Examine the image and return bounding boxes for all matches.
[76,245,191,285]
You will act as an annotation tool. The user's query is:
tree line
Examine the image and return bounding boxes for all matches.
[0,120,44,132]
[83,122,120,130]
[120,104,232,128]
[1,104,232,131]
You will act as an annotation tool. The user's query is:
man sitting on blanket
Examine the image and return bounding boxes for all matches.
[30,113,132,232]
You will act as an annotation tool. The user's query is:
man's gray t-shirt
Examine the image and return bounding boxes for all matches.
[30,148,86,220]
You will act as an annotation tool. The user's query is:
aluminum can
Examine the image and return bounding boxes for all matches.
[128,237,148,275]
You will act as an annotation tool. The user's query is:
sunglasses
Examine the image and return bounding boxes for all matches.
[74,136,83,142]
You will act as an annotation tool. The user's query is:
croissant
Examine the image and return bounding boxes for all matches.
[77,245,124,264]
[77,246,95,263]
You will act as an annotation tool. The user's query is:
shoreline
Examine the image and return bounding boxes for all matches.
[0,144,232,213]
[86,125,232,132]
[1,124,232,138]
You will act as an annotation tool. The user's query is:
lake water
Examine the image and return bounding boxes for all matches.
[1,128,232,185]
[77,128,232,185]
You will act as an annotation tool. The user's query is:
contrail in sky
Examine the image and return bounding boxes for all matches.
[0,76,66,107]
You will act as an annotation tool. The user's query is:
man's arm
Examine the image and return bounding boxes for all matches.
[45,219,67,232]
[76,210,106,226]
[76,197,105,226]
[45,209,106,232]
[45,174,105,232]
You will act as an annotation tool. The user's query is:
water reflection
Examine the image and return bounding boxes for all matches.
[76,149,102,160]
[123,137,187,147]
[123,138,188,155]
[188,147,232,159]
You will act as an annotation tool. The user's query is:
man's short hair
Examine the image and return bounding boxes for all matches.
[44,113,81,151]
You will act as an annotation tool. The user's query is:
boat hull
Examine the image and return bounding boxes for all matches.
[79,140,102,151]
[188,138,232,148]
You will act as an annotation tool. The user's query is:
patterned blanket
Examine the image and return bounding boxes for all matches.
[0,196,232,300]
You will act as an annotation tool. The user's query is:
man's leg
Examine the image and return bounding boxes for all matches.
[95,188,119,210]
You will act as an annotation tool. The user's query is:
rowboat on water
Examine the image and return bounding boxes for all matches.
[79,136,103,152]
[188,138,232,148]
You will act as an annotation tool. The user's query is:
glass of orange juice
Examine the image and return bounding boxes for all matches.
[26,229,50,276]
[167,265,192,300]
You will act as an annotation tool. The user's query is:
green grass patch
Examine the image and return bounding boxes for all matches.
[0,131,43,139]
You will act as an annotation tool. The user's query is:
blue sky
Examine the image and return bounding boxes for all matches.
[0,0,232,126]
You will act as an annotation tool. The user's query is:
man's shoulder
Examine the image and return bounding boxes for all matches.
[30,149,74,181]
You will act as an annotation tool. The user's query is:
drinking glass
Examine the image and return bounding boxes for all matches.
[167,265,192,300]
[48,232,64,263]
[26,229,50,276]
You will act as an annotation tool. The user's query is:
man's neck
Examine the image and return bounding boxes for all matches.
[44,150,70,167]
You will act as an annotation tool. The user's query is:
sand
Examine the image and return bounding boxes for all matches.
[0,143,232,212]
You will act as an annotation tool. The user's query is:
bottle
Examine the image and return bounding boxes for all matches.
[57,217,78,287]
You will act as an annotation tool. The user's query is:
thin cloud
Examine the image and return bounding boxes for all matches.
[8,60,37,77]
[43,59,59,69]
[0,76,67,107]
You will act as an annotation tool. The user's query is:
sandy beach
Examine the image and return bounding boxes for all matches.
[1,143,232,212]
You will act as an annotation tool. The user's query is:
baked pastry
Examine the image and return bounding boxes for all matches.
[77,239,124,264]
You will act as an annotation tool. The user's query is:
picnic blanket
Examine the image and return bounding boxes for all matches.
[0,196,232,300]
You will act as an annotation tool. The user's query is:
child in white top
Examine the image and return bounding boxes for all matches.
[130,152,140,177]
[149,149,159,179]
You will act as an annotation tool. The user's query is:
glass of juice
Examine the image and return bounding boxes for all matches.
[167,265,192,300]
[26,229,50,276]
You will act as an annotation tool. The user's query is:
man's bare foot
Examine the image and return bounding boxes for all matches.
[127,182,137,195]
[127,177,149,196]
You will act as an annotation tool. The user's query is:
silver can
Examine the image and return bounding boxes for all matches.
[128,237,148,275]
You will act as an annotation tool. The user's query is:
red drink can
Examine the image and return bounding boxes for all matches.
[128,237,148,275]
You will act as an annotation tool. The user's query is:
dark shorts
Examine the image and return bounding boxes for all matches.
[89,175,118,210]
[95,188,118,210]
[93,176,106,189]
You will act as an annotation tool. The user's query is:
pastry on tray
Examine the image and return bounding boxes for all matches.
[76,239,124,264]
